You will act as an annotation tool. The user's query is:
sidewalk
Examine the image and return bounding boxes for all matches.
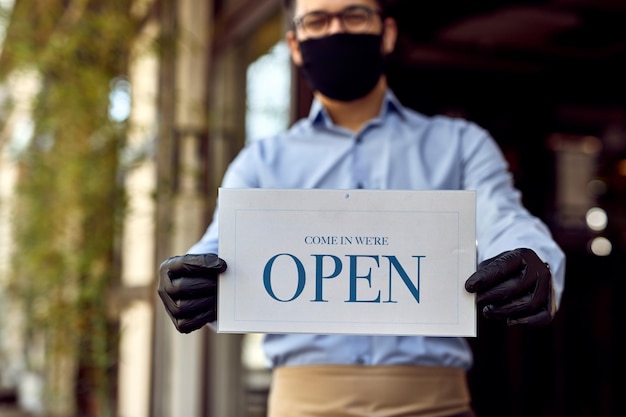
[0,405,31,417]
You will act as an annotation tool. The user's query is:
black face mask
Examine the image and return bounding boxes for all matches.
[298,33,385,102]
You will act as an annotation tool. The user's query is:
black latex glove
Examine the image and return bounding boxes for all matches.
[158,253,227,333]
[465,248,556,327]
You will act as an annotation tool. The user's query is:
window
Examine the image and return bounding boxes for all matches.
[245,40,291,143]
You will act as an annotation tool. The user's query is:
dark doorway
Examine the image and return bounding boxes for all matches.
[384,1,626,416]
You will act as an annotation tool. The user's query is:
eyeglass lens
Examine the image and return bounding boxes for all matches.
[297,6,377,36]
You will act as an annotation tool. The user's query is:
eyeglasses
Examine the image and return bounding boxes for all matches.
[293,5,381,37]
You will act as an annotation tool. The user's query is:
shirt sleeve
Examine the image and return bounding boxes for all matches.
[460,121,566,306]
[186,145,260,255]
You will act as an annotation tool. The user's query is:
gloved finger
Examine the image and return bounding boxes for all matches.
[475,263,551,306]
[473,271,523,305]
[158,254,224,298]
[161,254,227,279]
[158,292,203,333]
[482,293,534,320]
[161,275,218,299]
[480,274,552,318]
[506,307,553,328]
[159,293,217,320]
[529,270,551,311]
[172,309,218,334]
[465,250,526,293]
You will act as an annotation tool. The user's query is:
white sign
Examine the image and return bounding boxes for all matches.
[218,189,476,336]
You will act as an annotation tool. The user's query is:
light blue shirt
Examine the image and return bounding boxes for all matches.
[189,90,565,370]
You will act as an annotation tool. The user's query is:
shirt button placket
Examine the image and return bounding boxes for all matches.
[353,133,367,189]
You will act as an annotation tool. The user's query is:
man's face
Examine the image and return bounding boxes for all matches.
[292,0,383,41]
[287,0,397,67]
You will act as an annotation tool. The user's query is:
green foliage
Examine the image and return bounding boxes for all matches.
[3,1,142,415]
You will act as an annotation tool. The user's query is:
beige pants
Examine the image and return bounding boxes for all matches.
[267,365,472,417]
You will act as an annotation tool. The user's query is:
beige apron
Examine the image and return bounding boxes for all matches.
[267,365,472,417]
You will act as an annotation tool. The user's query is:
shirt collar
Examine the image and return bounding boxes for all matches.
[306,89,407,128]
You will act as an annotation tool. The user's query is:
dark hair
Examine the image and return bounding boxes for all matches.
[283,0,388,19]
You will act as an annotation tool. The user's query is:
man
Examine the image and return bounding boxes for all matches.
[158,0,566,416]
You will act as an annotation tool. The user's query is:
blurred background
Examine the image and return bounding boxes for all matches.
[0,0,625,416]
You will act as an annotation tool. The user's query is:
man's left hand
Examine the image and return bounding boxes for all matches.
[465,248,556,327]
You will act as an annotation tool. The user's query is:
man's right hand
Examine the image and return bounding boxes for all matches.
[158,253,227,333]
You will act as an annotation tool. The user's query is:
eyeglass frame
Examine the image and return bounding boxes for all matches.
[292,5,383,37]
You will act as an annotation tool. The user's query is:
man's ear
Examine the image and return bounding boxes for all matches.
[382,17,398,55]
[286,30,303,66]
